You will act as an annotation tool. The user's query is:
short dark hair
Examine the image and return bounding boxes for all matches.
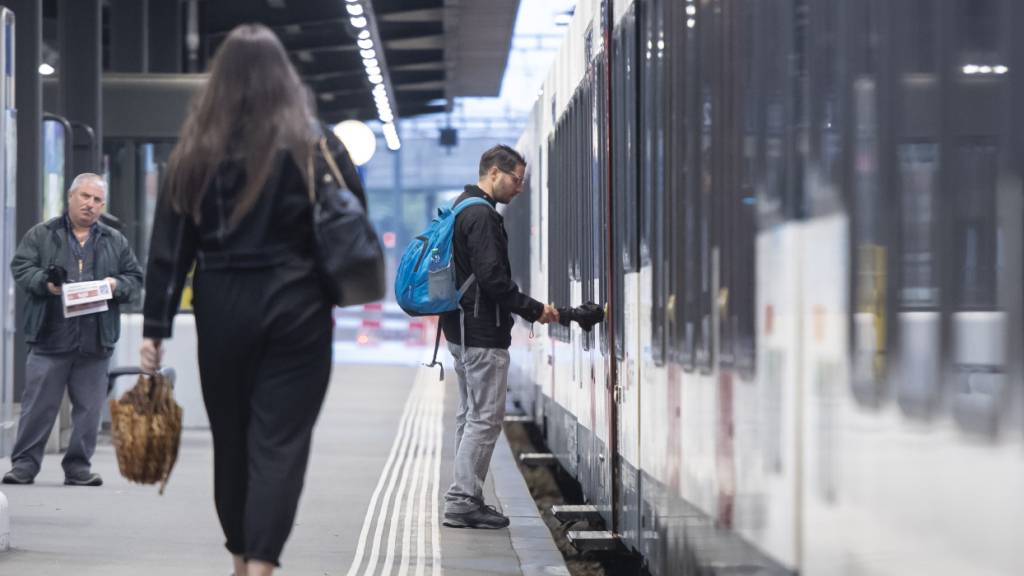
[478,144,526,178]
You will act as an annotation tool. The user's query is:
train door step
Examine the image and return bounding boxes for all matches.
[504,414,533,423]
[519,452,558,466]
[566,530,618,551]
[551,504,603,523]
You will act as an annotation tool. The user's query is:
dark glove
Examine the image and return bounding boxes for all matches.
[45,265,68,287]
[556,302,605,332]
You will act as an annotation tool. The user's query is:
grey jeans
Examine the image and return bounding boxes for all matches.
[444,343,510,514]
[10,350,110,478]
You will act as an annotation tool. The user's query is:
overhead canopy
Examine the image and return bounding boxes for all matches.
[203,0,521,124]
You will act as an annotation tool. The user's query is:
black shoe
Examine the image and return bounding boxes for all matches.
[443,505,510,529]
[479,504,509,520]
[2,469,34,485]
[64,472,103,486]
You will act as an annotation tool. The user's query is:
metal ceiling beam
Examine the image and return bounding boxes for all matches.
[383,34,444,51]
[377,8,443,23]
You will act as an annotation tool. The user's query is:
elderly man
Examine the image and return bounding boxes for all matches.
[3,173,142,486]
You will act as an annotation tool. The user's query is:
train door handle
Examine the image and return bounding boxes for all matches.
[613,384,623,404]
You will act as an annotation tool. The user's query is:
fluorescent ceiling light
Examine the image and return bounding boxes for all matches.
[357,38,373,50]
[38,63,55,75]
[368,74,383,84]
[358,30,370,40]
[350,16,367,28]
[360,49,376,59]
[346,3,364,16]
[362,58,379,68]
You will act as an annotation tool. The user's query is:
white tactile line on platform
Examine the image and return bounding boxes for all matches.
[345,362,446,576]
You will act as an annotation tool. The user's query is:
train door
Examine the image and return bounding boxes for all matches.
[0,8,13,457]
[591,27,614,526]
[611,0,643,550]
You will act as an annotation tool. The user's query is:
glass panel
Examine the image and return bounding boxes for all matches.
[953,144,999,310]
[951,142,1004,436]
[850,76,887,405]
[898,143,940,309]
[42,119,67,221]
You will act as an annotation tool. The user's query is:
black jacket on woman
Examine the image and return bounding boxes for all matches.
[143,131,363,338]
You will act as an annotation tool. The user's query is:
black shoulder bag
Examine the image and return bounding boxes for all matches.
[307,137,387,307]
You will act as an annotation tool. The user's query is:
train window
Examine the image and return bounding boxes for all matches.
[897,145,940,307]
[549,116,571,343]
[665,0,684,362]
[757,1,786,226]
[611,9,639,360]
[695,0,718,373]
[652,0,668,366]
[625,12,640,274]
[951,142,1005,436]
[674,0,700,369]
[717,0,757,376]
[848,0,890,407]
[948,0,1010,436]
[807,0,844,215]
[892,1,943,417]
[640,0,667,365]
[952,144,999,310]
[596,54,610,357]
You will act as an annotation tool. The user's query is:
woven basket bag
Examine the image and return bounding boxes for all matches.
[109,372,183,494]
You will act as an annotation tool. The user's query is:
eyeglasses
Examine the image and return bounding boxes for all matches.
[499,168,524,186]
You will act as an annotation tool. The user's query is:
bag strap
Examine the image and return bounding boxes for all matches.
[422,273,477,382]
[319,137,346,188]
[451,196,493,216]
[306,137,348,204]
[424,321,445,382]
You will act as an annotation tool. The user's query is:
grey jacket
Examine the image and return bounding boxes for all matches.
[11,216,143,348]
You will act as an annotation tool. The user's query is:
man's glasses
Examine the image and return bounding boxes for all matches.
[500,168,524,186]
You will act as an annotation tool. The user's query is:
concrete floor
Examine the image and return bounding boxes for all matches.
[0,361,566,576]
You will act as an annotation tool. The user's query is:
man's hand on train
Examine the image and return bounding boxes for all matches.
[538,304,559,324]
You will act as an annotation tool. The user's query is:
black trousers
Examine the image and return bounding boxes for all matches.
[193,265,332,566]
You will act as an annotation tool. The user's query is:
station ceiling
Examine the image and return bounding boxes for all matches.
[204,0,521,125]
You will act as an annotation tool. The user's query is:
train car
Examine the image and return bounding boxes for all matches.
[507,0,1024,574]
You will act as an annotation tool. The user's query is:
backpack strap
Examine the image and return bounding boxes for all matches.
[425,274,476,381]
[451,196,493,215]
[424,321,445,381]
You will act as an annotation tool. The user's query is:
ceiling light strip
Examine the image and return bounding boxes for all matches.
[347,0,401,150]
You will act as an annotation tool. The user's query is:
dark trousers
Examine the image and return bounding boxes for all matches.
[193,267,332,567]
[10,350,110,478]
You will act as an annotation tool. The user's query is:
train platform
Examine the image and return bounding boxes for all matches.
[0,358,567,576]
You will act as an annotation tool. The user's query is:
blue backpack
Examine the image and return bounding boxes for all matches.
[395,197,493,377]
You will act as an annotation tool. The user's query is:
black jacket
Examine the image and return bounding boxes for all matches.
[11,216,143,347]
[441,186,543,348]
[143,130,363,339]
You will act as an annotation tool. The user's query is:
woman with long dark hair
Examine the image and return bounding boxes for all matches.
[139,24,355,576]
